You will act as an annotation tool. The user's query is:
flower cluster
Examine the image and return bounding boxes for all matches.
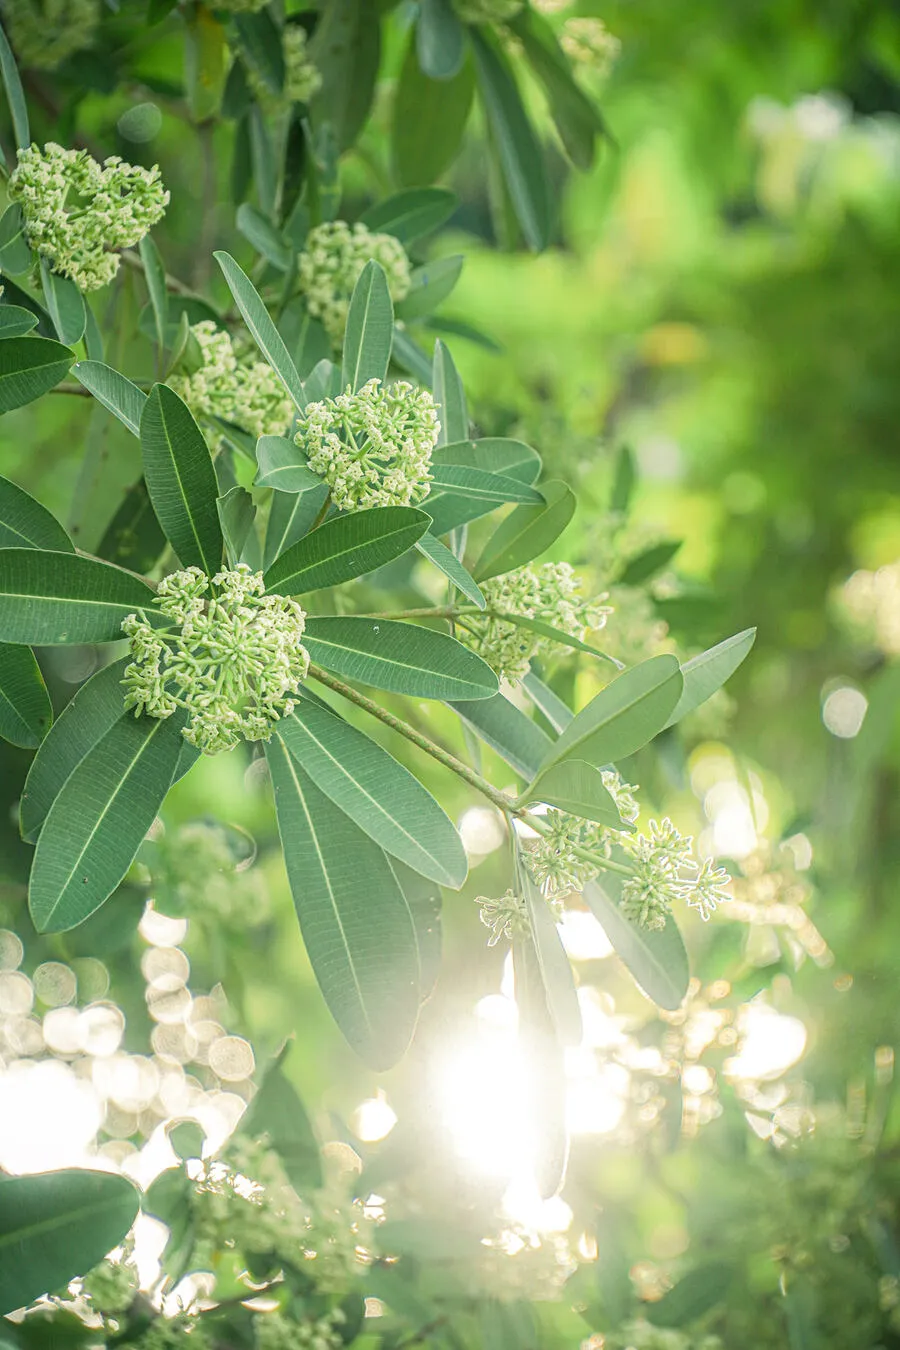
[169,321,293,440]
[247,24,322,108]
[463,562,611,684]
[256,1311,346,1350]
[295,377,439,511]
[142,820,270,927]
[8,143,168,291]
[122,1318,209,1349]
[298,220,411,343]
[3,0,99,70]
[80,1251,139,1315]
[620,818,732,930]
[561,17,622,76]
[475,888,529,946]
[605,1322,722,1350]
[121,565,309,755]
[454,0,523,22]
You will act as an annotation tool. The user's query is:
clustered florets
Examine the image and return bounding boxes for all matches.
[619,818,732,931]
[246,24,322,107]
[298,220,411,343]
[453,0,523,22]
[80,1251,139,1314]
[257,1310,347,1350]
[121,565,309,756]
[8,142,168,291]
[2,0,99,70]
[560,18,622,75]
[475,888,530,946]
[463,562,611,684]
[605,1322,722,1350]
[169,321,293,441]
[295,377,439,512]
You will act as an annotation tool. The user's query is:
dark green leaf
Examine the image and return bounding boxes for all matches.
[236,202,292,271]
[255,436,323,492]
[0,203,32,274]
[304,616,498,700]
[428,463,544,504]
[214,251,305,408]
[263,483,329,569]
[342,259,393,393]
[0,642,51,748]
[433,436,541,484]
[0,550,160,646]
[72,361,147,438]
[664,628,757,729]
[0,335,74,413]
[29,710,186,933]
[0,1169,139,1315]
[309,0,380,151]
[0,473,73,551]
[391,323,433,384]
[361,188,458,245]
[425,313,502,351]
[618,539,682,587]
[237,1043,323,1191]
[265,505,429,595]
[0,22,29,149]
[139,235,168,354]
[414,531,486,609]
[392,34,475,188]
[0,303,38,338]
[140,383,224,573]
[233,9,284,94]
[540,655,683,771]
[184,4,228,120]
[83,303,104,360]
[646,1264,733,1328]
[448,691,552,780]
[417,0,465,79]
[395,255,464,322]
[217,485,256,564]
[250,104,276,211]
[474,479,576,581]
[520,858,582,1046]
[510,8,605,170]
[522,760,628,828]
[610,443,635,515]
[583,878,690,1010]
[96,479,167,574]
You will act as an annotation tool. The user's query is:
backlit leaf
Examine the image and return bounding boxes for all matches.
[583,878,690,1011]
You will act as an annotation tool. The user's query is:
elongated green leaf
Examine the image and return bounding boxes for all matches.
[303,356,342,403]
[433,338,468,446]
[485,608,621,666]
[280,699,467,887]
[388,856,442,998]
[234,9,284,94]
[248,103,276,207]
[510,8,605,170]
[255,435,325,492]
[309,0,380,151]
[522,760,628,828]
[139,235,168,353]
[236,202,292,270]
[263,484,329,569]
[0,642,51,748]
[214,251,305,408]
[237,1044,323,1191]
[40,260,86,347]
[391,324,433,385]
[0,550,160,646]
[396,255,464,322]
[0,302,38,338]
[610,443,635,515]
[521,667,573,732]
[618,539,682,587]
[0,1169,140,1315]
[265,506,429,595]
[471,29,552,251]
[29,710,186,933]
[434,436,541,484]
[140,383,223,573]
[0,21,29,149]
[417,0,465,79]
[305,616,498,700]
[646,1264,733,1328]
[541,655,683,771]
[474,479,576,581]
[266,739,420,1069]
[96,478,167,574]
[0,474,73,551]
[73,361,147,437]
[428,463,544,504]
[664,628,757,729]
[448,691,552,780]
[520,856,582,1046]
[392,36,474,187]
[583,878,690,1011]
[0,335,74,413]
[217,485,256,564]
[415,532,486,609]
[184,3,227,120]
[20,658,129,843]
[360,188,458,246]
[0,203,32,274]
[342,259,393,393]
[513,937,569,1198]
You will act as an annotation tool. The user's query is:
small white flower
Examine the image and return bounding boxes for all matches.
[169,321,293,440]
[298,220,411,344]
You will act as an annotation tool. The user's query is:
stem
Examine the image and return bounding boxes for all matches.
[309,493,332,532]
[518,810,634,878]
[355,605,479,620]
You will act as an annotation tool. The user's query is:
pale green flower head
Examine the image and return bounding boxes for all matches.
[454,0,523,22]
[122,565,309,756]
[295,377,439,512]
[298,220,411,344]
[247,24,322,109]
[475,888,529,946]
[3,0,99,70]
[618,818,731,931]
[8,142,168,291]
[80,1251,139,1314]
[169,320,293,440]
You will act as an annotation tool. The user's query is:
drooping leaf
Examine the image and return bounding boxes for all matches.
[520,857,582,1047]
[254,435,323,492]
[583,878,690,1011]
[360,188,458,246]
[265,506,430,595]
[414,531,486,609]
[448,691,553,780]
[540,655,683,771]
[304,616,498,700]
[0,550,161,646]
[263,483,330,569]
[0,474,74,551]
[0,335,74,413]
[432,338,468,445]
[266,739,420,1069]
[0,1169,140,1315]
[664,628,757,728]
[140,383,224,573]
[0,21,29,149]
[139,234,168,354]
[40,260,86,347]
[214,251,305,408]
[417,0,466,79]
[509,8,606,170]
[309,0,380,151]
[391,324,433,385]
[217,485,256,564]
[474,479,576,581]
[280,699,466,887]
[395,255,464,322]
[29,710,187,934]
[0,302,38,338]
[521,667,573,732]
[618,539,682,587]
[0,203,32,274]
[73,361,147,438]
[522,760,628,828]
[0,642,51,748]
[342,259,393,393]
[237,1043,323,1191]
[433,436,541,484]
[96,478,167,574]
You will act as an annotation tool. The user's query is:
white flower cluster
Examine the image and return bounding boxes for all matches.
[3,0,99,70]
[454,0,523,22]
[121,565,309,756]
[8,142,169,291]
[256,1311,346,1350]
[464,562,611,684]
[475,888,529,946]
[247,25,322,108]
[619,818,732,931]
[605,1322,722,1350]
[526,772,640,899]
[295,377,439,511]
[561,18,622,75]
[298,220,411,343]
[169,321,293,440]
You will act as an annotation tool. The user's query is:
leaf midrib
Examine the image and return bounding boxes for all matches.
[154,396,214,573]
[0,1191,134,1251]
[267,518,424,591]
[305,624,494,693]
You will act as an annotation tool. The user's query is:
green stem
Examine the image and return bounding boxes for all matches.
[355,605,480,620]
[309,492,332,532]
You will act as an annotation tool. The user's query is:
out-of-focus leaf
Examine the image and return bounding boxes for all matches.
[520,857,582,1046]
[510,8,605,170]
[0,642,51,748]
[184,4,228,121]
[140,383,223,573]
[305,616,498,701]
[395,254,464,322]
[233,9,284,94]
[96,478,167,574]
[513,937,569,1198]
[610,443,635,515]
[474,479,575,581]
[0,474,73,551]
[417,0,465,79]
[646,1264,733,1327]
[236,202,292,271]
[0,22,29,149]
[309,0,380,151]
[393,36,474,187]
[361,188,458,246]
[618,539,682,587]
[238,1043,323,1191]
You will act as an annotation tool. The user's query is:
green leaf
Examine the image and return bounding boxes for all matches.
[233,9,284,94]
[0,203,32,274]
[139,235,168,354]
[266,739,420,1069]
[417,0,465,79]
[20,658,129,843]
[583,878,690,1011]
[471,29,552,251]
[522,760,628,828]
[72,360,147,438]
[263,484,330,569]
[0,550,160,646]
[38,261,86,347]
[474,478,576,581]
[391,324,433,385]
[214,251,305,409]
[392,36,475,187]
[509,8,605,170]
[167,1119,205,1161]
[388,856,442,998]
[428,463,544,504]
[0,302,38,338]
[0,1169,140,1315]
[251,104,280,211]
[0,21,29,149]
[255,435,323,492]
[280,698,467,887]
[341,259,394,393]
[29,710,186,933]
[264,505,430,595]
[183,3,228,120]
[520,857,582,1046]
[664,628,757,729]
[236,202,292,271]
[0,473,74,551]
[303,356,342,403]
[237,1043,323,1191]
[618,539,682,587]
[414,531,486,609]
[96,478,167,574]
[140,383,224,573]
[540,655,683,771]
[309,0,381,151]
[395,255,464,322]
[448,691,552,780]
[521,667,573,732]
[646,1264,733,1328]
[0,643,51,748]
[360,188,458,246]
[433,338,468,445]
[483,608,622,666]
[0,335,74,413]
[434,436,541,484]
[610,443,636,515]
[304,616,498,700]
[217,485,256,564]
